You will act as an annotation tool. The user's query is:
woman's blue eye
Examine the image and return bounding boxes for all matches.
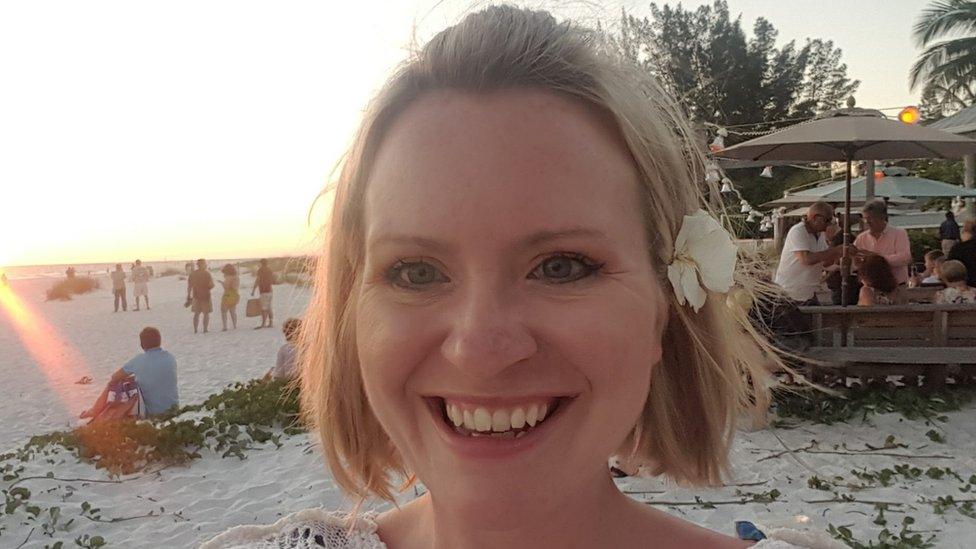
[387,261,448,288]
[530,254,603,283]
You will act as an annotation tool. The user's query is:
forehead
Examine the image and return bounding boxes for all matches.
[364,89,644,247]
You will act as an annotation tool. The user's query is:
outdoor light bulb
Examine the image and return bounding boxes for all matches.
[706,170,721,184]
[720,178,733,193]
[898,106,920,125]
[760,166,773,178]
[740,202,751,214]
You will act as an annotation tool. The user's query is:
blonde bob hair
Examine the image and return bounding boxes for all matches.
[300,5,773,503]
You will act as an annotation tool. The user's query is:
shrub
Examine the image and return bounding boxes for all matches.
[908,230,940,262]
[45,277,99,301]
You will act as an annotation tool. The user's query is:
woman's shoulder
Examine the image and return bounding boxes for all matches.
[199,508,385,549]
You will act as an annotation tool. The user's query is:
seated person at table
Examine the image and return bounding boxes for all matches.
[857,254,905,306]
[80,327,179,419]
[910,250,945,287]
[265,318,301,380]
[935,260,976,304]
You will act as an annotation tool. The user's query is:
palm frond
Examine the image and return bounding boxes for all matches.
[913,0,976,47]
[909,36,976,89]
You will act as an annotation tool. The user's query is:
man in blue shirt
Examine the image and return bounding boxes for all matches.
[80,327,179,419]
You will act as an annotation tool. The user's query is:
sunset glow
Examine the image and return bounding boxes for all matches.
[0,284,92,412]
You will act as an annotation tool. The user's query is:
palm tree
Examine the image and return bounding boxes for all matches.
[910,0,976,94]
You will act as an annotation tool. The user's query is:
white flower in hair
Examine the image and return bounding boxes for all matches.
[667,209,737,312]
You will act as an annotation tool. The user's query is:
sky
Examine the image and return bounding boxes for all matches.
[0,0,932,267]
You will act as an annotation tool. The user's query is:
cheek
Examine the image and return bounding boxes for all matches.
[355,293,441,435]
[539,285,664,413]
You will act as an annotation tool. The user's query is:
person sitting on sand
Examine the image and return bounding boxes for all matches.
[935,260,976,304]
[188,258,215,333]
[264,318,301,380]
[80,327,178,419]
[219,263,240,331]
[203,7,817,548]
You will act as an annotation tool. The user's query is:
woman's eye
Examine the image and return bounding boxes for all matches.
[387,261,448,288]
[529,254,603,283]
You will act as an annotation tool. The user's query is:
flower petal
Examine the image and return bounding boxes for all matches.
[667,263,687,305]
[680,264,707,312]
[681,211,737,294]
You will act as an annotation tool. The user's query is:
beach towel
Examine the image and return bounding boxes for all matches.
[88,380,146,424]
[245,298,262,317]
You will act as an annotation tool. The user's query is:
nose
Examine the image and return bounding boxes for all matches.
[441,284,537,378]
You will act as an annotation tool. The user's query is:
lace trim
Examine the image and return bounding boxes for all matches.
[199,509,385,549]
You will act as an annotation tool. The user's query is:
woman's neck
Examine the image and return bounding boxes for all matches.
[383,470,641,549]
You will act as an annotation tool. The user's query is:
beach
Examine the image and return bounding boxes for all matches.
[1,273,975,547]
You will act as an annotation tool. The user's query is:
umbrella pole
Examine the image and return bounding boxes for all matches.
[840,155,852,342]
[840,158,852,305]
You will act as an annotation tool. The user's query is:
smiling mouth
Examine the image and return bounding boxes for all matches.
[427,396,572,439]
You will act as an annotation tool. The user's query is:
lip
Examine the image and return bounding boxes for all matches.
[424,395,576,460]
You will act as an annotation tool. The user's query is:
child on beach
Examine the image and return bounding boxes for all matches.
[264,318,301,380]
[935,260,976,304]
[203,7,827,548]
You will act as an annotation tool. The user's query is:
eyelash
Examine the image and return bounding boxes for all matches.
[383,253,605,289]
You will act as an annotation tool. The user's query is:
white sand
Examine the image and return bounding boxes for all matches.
[1,275,974,547]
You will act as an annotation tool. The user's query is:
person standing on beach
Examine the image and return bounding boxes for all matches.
[219,263,240,331]
[110,263,127,312]
[251,258,274,329]
[131,259,151,311]
[187,258,214,333]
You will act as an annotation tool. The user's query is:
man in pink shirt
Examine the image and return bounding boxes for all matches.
[853,199,912,285]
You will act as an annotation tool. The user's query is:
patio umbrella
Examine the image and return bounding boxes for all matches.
[717,103,976,305]
[764,171,976,208]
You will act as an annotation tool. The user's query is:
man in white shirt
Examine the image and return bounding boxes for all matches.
[774,201,846,304]
[131,259,151,311]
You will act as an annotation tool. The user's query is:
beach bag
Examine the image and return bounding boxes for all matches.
[245,298,262,317]
[88,380,145,424]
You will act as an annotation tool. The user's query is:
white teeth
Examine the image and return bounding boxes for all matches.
[510,407,526,429]
[462,409,476,430]
[525,404,539,427]
[447,404,463,427]
[443,400,560,435]
[492,409,510,432]
[474,408,493,432]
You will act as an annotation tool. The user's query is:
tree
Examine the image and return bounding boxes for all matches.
[911,0,976,117]
[612,1,859,130]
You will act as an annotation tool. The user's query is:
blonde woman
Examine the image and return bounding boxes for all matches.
[204,7,832,549]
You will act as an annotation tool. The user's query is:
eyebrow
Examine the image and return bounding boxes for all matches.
[367,227,610,253]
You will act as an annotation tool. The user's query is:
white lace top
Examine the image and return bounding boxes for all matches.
[199,509,845,548]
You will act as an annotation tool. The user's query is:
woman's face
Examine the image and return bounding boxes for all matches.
[356,89,666,509]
